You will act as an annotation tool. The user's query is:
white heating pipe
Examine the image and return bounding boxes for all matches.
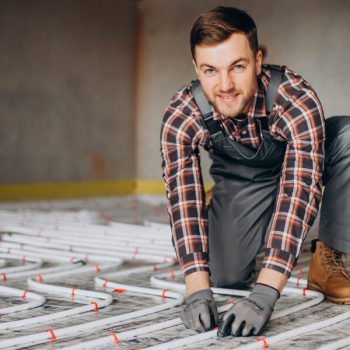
[58,271,323,350]
[317,336,350,350]
[2,233,175,256]
[62,319,181,350]
[139,309,350,350]
[233,310,350,350]
[0,262,94,282]
[3,231,172,251]
[0,285,45,315]
[0,241,173,264]
[0,221,171,240]
[0,265,183,349]
[0,253,43,275]
[0,263,119,330]
[4,223,170,242]
[0,224,171,246]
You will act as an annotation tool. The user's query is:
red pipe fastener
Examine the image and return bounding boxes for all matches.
[1,273,7,282]
[95,264,100,274]
[46,328,57,342]
[91,301,99,313]
[113,289,126,293]
[36,274,43,283]
[256,337,269,349]
[303,288,307,297]
[109,332,118,345]
[296,268,304,287]
[103,279,110,288]
[71,288,76,299]
[22,290,28,300]
[161,289,168,299]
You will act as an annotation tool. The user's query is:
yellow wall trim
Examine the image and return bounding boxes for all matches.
[0,180,213,201]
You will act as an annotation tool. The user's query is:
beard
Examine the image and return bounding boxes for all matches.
[204,87,256,119]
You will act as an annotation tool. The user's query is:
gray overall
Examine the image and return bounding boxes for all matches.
[191,67,350,288]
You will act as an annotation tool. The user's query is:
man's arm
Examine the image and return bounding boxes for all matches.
[160,100,209,279]
[256,268,288,292]
[185,271,210,294]
[218,71,325,337]
[263,83,325,279]
[161,89,219,332]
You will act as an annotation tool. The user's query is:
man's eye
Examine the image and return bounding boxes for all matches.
[233,65,245,72]
[204,68,215,75]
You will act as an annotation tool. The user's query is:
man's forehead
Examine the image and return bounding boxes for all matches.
[194,32,253,66]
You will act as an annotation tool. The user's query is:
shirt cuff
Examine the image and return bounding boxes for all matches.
[262,248,298,279]
[179,252,209,277]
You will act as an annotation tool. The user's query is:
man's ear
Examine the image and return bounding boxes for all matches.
[192,59,199,78]
[255,50,263,75]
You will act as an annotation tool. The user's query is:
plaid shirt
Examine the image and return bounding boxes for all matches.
[161,65,325,278]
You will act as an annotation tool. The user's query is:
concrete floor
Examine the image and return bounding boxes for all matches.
[0,195,349,349]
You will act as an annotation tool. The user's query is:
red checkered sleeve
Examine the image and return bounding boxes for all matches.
[160,85,210,276]
[263,68,326,277]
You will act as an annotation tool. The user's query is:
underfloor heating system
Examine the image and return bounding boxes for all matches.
[0,196,350,349]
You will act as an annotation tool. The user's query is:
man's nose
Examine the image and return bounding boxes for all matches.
[218,72,235,92]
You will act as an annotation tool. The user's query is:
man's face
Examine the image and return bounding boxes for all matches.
[193,33,262,118]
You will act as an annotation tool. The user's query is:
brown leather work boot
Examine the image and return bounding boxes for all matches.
[307,239,350,304]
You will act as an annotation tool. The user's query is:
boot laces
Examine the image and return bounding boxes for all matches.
[322,245,349,277]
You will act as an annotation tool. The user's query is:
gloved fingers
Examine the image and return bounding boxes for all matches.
[231,317,246,336]
[217,312,235,337]
[251,321,265,336]
[196,303,216,331]
[198,312,213,331]
[182,308,210,332]
[180,310,195,331]
[241,323,254,337]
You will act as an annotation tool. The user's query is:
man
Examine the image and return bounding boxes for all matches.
[160,6,350,337]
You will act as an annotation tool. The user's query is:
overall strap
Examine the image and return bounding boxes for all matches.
[191,80,221,136]
[257,65,283,131]
[265,65,283,115]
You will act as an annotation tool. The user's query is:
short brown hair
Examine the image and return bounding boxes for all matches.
[190,6,258,60]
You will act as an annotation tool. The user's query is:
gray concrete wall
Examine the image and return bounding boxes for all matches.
[136,0,350,183]
[0,0,137,184]
[1,0,349,188]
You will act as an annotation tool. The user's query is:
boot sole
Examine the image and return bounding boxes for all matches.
[307,281,350,304]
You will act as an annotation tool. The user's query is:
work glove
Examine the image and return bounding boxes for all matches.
[181,288,219,332]
[217,283,280,337]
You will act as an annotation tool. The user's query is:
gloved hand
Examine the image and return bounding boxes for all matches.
[181,288,219,332]
[217,283,280,337]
